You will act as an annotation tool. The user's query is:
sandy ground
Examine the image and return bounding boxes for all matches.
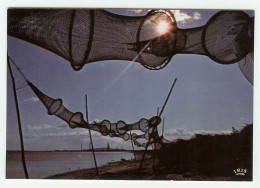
[46,153,236,180]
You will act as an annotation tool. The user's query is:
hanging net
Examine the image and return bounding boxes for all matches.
[7,9,254,150]
[8,9,253,80]
[28,81,86,129]
[8,9,254,84]
[28,81,162,147]
[8,9,176,71]
[238,52,254,84]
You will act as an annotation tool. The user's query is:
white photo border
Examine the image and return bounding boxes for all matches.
[0,0,259,188]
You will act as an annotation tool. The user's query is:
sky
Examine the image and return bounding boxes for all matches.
[6,9,254,151]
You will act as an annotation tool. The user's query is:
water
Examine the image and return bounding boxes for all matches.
[6,151,134,179]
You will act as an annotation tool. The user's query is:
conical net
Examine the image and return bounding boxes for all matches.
[8,9,253,75]
[28,81,162,147]
[8,9,176,71]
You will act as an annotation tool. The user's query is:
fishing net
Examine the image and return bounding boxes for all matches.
[28,81,86,129]
[8,9,176,71]
[238,52,254,84]
[28,81,162,147]
[237,16,254,85]
[8,9,254,77]
[8,9,254,148]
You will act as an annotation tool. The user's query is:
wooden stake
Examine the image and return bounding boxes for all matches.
[162,117,165,138]
[129,127,137,161]
[7,56,29,179]
[139,78,177,170]
[85,94,99,176]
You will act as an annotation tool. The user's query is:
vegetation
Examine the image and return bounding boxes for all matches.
[158,124,253,180]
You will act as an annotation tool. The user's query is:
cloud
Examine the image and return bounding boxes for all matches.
[24,133,40,139]
[194,130,232,135]
[26,124,58,131]
[26,123,71,131]
[56,123,68,128]
[29,129,92,138]
[193,12,202,20]
[24,97,39,103]
[128,9,145,13]
[171,10,202,24]
[164,128,193,140]
[21,128,127,150]
[112,9,201,26]
[93,119,102,123]
[37,130,121,142]
[40,131,88,137]
[164,128,232,141]
[24,127,124,146]
[171,10,192,23]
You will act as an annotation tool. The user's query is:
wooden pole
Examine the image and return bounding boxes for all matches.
[129,126,136,161]
[139,78,177,170]
[162,117,165,138]
[7,56,29,179]
[85,94,99,176]
[152,107,160,168]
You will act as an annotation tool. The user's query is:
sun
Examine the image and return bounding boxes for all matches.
[157,21,169,35]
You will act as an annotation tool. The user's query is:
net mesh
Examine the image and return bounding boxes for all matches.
[238,17,254,85]
[238,52,254,84]
[8,9,177,71]
[28,81,162,147]
[8,9,253,71]
[28,81,85,129]
[202,11,252,64]
[8,9,254,84]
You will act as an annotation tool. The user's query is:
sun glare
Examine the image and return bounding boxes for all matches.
[157,21,169,35]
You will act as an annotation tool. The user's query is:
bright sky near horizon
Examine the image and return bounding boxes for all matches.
[7,9,254,151]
